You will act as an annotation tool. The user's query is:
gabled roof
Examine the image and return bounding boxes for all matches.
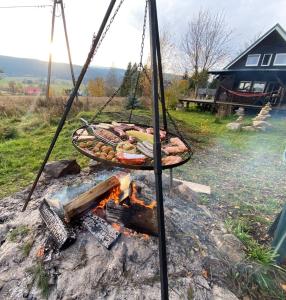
[224,23,286,70]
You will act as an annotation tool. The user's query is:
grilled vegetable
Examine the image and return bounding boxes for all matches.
[126,131,153,144]
[116,142,137,154]
[137,142,153,158]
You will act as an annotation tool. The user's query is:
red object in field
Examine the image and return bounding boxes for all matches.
[24,86,42,95]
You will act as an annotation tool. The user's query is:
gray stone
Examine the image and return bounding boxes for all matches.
[242,126,256,132]
[226,122,242,131]
[211,285,239,300]
[211,230,245,263]
[44,160,81,179]
[173,182,198,202]
[253,120,272,128]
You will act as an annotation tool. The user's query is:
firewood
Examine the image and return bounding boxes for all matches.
[64,176,120,222]
[82,212,120,249]
[106,200,131,224]
[127,204,158,236]
[39,200,76,250]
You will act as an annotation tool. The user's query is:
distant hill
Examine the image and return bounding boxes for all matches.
[0,55,125,83]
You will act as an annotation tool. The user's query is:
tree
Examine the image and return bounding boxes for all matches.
[165,79,189,109]
[87,78,106,97]
[105,66,119,96]
[120,62,133,97]
[181,9,232,92]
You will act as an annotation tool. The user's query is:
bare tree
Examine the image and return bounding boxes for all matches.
[236,32,262,56]
[181,9,232,82]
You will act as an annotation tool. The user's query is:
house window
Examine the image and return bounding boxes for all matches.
[252,82,266,93]
[274,53,286,66]
[238,81,251,91]
[261,54,272,66]
[245,54,260,66]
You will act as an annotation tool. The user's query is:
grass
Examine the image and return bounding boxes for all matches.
[225,218,277,264]
[21,239,34,257]
[8,225,30,242]
[27,263,50,299]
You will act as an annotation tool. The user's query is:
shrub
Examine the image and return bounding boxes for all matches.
[0,125,19,140]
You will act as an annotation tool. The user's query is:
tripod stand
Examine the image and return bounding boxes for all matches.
[46,0,77,100]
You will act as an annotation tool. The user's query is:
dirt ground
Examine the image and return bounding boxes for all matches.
[174,134,286,243]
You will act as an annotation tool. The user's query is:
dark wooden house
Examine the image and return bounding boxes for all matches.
[209,23,286,109]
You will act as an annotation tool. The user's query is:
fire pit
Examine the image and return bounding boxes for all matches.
[41,172,159,251]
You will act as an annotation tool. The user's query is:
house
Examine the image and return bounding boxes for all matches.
[209,23,286,109]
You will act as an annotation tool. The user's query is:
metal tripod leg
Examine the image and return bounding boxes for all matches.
[149,0,169,299]
[22,0,118,212]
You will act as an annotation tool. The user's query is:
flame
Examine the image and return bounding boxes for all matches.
[112,222,132,237]
[93,185,121,212]
[130,182,156,209]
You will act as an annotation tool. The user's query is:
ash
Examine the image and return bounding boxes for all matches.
[0,167,241,300]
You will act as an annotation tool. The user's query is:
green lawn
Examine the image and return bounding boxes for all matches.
[0,108,285,199]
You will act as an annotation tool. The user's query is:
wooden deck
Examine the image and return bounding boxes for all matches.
[179,98,286,110]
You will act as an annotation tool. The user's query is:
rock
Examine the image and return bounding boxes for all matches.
[226,122,241,131]
[172,182,198,202]
[212,285,239,300]
[211,230,245,263]
[44,160,81,179]
[253,121,272,128]
[242,126,256,132]
[0,225,9,246]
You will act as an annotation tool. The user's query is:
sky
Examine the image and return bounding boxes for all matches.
[0,0,285,72]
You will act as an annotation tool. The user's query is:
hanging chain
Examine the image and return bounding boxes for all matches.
[142,66,191,151]
[129,0,149,122]
[90,0,148,125]
[91,0,125,61]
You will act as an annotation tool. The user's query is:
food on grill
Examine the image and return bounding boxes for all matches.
[126,131,154,144]
[76,135,95,142]
[162,156,183,165]
[137,142,153,158]
[93,128,122,146]
[74,122,190,168]
[133,125,145,132]
[75,129,89,136]
[79,142,88,148]
[162,137,188,155]
[146,128,166,140]
[116,142,137,154]
[86,143,117,161]
[113,124,145,138]
[96,123,113,129]
[116,152,146,165]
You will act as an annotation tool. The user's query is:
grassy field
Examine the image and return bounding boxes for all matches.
[1,98,286,298]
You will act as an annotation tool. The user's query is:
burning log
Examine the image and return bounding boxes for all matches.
[127,203,158,236]
[39,200,76,250]
[82,212,121,249]
[106,200,131,224]
[105,183,158,236]
[64,173,131,222]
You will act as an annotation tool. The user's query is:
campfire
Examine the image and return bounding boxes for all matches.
[40,172,158,251]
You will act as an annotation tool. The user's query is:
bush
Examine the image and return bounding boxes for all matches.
[125,95,141,110]
[165,79,189,109]
[0,125,19,140]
